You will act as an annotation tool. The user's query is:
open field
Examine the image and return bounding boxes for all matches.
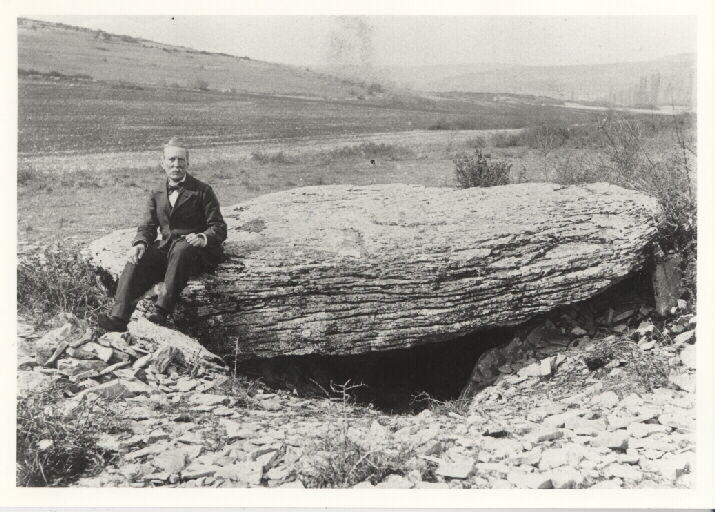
[19,77,601,156]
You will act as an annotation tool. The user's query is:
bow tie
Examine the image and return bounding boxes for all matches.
[168,184,183,193]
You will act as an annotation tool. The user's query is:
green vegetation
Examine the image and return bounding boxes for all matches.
[17,382,127,486]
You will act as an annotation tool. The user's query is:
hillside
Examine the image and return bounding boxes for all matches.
[322,54,696,107]
[18,17,372,99]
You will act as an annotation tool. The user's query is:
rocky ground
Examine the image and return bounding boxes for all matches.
[17,298,696,489]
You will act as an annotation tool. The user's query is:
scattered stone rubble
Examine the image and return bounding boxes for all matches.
[17,296,696,488]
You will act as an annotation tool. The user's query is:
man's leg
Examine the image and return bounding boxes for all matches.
[155,240,207,314]
[109,244,167,322]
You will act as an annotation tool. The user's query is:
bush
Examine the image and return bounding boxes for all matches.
[453,149,512,188]
[465,135,488,149]
[17,382,126,486]
[596,115,696,253]
[491,132,523,147]
[17,244,111,324]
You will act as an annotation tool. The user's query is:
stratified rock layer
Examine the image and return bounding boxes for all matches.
[87,183,661,359]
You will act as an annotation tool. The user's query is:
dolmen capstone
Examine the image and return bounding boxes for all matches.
[87,183,661,360]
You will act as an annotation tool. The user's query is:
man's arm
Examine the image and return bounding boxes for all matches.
[199,185,227,247]
[133,193,159,247]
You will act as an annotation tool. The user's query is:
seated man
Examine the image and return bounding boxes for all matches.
[98,138,227,331]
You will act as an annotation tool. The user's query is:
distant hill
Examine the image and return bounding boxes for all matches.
[321,54,696,108]
[17,17,374,99]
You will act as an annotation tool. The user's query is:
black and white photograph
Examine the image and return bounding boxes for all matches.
[5,1,714,506]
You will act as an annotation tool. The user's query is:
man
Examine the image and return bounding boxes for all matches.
[98,138,227,331]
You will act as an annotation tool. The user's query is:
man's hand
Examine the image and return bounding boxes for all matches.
[127,243,146,264]
[185,233,207,248]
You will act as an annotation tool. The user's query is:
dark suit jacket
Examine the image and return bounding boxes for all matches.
[133,173,227,263]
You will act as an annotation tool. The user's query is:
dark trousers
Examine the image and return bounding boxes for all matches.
[110,240,207,321]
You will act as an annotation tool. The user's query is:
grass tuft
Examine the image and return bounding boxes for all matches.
[17,243,111,324]
[16,382,127,486]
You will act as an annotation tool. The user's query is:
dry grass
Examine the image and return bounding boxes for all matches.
[16,382,128,486]
[299,381,416,488]
[17,243,111,324]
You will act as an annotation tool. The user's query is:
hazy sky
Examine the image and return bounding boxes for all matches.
[33,15,696,67]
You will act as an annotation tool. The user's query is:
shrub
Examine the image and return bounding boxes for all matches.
[465,135,488,149]
[596,114,696,254]
[17,382,126,486]
[491,132,523,147]
[453,149,512,188]
[17,244,111,324]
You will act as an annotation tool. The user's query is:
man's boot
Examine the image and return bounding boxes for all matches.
[146,305,169,326]
[97,314,128,332]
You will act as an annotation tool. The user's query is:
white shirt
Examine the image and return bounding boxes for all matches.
[168,178,185,208]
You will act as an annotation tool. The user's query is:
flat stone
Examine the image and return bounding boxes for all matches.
[657,412,693,431]
[651,452,693,481]
[124,441,172,460]
[548,468,584,489]
[629,436,674,451]
[669,372,695,392]
[592,391,619,408]
[506,470,553,489]
[254,450,281,471]
[57,358,107,376]
[474,462,509,478]
[626,422,670,438]
[590,478,622,489]
[260,397,282,411]
[592,431,629,450]
[436,460,474,479]
[606,413,635,430]
[83,378,152,400]
[487,477,515,489]
[176,378,202,392]
[539,448,571,470]
[188,393,228,407]
[212,406,235,417]
[214,461,263,484]
[530,428,564,443]
[265,465,291,481]
[376,474,414,488]
[679,345,696,369]
[220,418,260,440]
[182,467,218,480]
[603,463,642,481]
[674,329,695,345]
[153,450,189,474]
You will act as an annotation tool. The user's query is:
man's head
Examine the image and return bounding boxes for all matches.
[162,138,189,183]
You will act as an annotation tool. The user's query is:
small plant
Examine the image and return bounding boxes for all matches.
[410,391,470,416]
[586,338,669,392]
[453,149,512,188]
[17,243,111,324]
[299,381,416,488]
[17,383,127,486]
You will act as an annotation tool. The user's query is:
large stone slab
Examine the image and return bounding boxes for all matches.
[87,183,661,359]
